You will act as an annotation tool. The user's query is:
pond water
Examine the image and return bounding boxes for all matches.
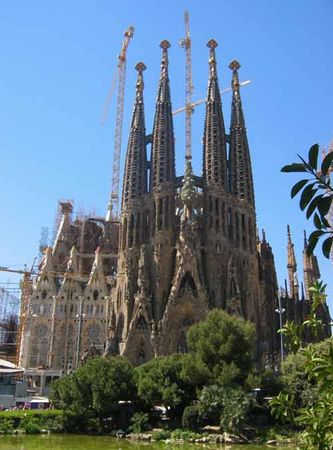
[0,434,297,450]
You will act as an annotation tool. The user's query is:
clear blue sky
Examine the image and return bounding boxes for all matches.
[0,0,332,310]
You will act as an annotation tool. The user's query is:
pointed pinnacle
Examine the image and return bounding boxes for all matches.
[135,62,146,73]
[207,39,218,78]
[262,228,266,243]
[229,60,241,91]
[303,230,308,249]
[229,59,241,71]
[135,62,146,99]
[160,39,171,50]
[207,38,218,49]
[160,40,170,79]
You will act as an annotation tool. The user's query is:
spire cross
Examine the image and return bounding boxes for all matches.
[207,39,218,78]
[160,40,170,78]
[135,62,146,98]
[229,59,241,91]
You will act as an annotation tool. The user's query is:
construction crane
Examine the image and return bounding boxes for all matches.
[172,80,252,115]
[179,11,193,161]
[102,26,135,221]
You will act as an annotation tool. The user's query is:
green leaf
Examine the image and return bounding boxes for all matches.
[281,163,307,173]
[306,237,318,256]
[321,151,333,176]
[309,229,325,241]
[322,236,333,259]
[291,179,308,198]
[306,230,325,256]
[308,143,319,170]
[306,195,322,219]
[313,212,322,229]
[318,195,333,217]
[300,183,317,210]
[321,216,331,228]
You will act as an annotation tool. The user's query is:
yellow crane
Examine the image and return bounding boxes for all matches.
[102,26,135,221]
[179,11,193,161]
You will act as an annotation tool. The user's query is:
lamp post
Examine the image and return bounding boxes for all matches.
[275,294,285,362]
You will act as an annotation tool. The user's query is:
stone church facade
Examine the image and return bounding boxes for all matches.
[19,39,330,382]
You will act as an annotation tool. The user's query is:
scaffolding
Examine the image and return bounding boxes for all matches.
[0,284,20,360]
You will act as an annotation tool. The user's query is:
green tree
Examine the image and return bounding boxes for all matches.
[50,356,136,431]
[196,384,253,432]
[281,143,333,257]
[183,309,256,386]
[135,353,194,421]
[270,283,333,449]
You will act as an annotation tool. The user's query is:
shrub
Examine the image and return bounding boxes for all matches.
[182,404,201,430]
[0,417,14,433]
[19,417,41,434]
[171,428,202,441]
[129,411,149,433]
[0,410,64,434]
[151,429,171,441]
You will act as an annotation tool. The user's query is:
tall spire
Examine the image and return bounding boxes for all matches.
[287,225,297,298]
[228,60,254,205]
[151,40,176,190]
[122,62,147,207]
[203,39,227,189]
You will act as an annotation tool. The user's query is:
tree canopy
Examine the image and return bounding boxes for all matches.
[183,309,256,386]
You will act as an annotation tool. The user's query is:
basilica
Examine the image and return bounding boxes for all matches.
[18,38,330,390]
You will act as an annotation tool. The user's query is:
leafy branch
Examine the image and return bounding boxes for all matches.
[281,144,333,258]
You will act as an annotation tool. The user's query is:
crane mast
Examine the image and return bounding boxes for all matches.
[180,11,193,160]
[105,26,134,221]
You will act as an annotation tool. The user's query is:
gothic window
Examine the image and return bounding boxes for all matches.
[179,272,197,297]
[158,198,163,231]
[121,218,127,251]
[177,331,187,354]
[41,290,47,300]
[29,338,38,367]
[87,324,101,345]
[242,214,247,249]
[248,218,253,252]
[129,215,134,247]
[136,315,148,330]
[93,290,99,301]
[39,338,48,367]
[222,201,226,236]
[136,212,141,244]
[235,212,240,245]
[164,197,169,229]
[227,209,233,240]
[138,349,146,365]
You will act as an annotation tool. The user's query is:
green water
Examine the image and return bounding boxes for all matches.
[0,434,296,450]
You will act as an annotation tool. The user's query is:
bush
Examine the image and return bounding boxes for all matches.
[151,429,171,441]
[219,388,252,433]
[0,410,64,434]
[19,417,41,434]
[171,428,202,441]
[129,411,150,433]
[182,404,201,430]
[0,417,14,433]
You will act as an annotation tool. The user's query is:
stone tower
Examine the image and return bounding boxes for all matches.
[19,36,330,389]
